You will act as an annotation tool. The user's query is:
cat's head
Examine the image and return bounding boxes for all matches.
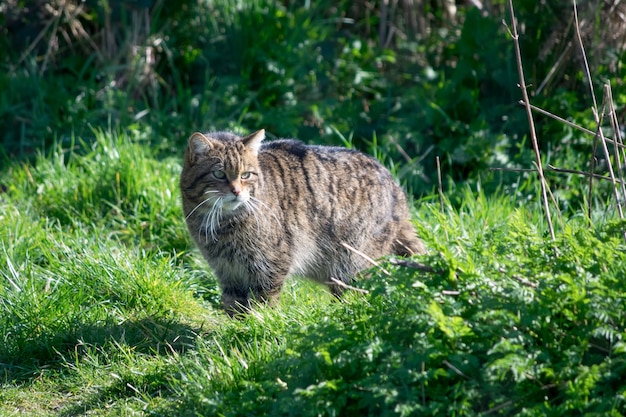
[180,130,265,220]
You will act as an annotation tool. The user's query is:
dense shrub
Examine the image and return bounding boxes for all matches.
[2,0,625,197]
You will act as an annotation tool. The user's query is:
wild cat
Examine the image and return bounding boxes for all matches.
[180,129,425,316]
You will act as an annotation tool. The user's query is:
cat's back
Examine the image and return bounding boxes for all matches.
[257,138,408,225]
[258,139,395,188]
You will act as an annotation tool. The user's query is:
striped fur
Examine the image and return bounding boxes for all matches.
[180,129,425,316]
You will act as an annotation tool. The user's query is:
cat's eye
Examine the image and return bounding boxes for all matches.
[240,172,252,179]
[212,170,226,179]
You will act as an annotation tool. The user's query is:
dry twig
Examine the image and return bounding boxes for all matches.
[499,267,538,288]
[573,1,626,233]
[506,0,556,241]
[436,156,444,213]
[492,165,626,185]
[526,102,625,148]
[605,84,626,210]
[388,258,439,273]
[547,165,625,185]
[328,277,370,294]
[341,242,391,276]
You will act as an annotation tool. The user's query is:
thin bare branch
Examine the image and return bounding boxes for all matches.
[387,135,412,164]
[572,1,625,229]
[491,165,625,185]
[18,15,57,65]
[341,242,391,275]
[328,277,370,294]
[490,167,537,173]
[546,165,625,184]
[443,360,470,379]
[512,275,538,288]
[573,0,598,111]
[598,84,626,242]
[587,114,602,224]
[598,92,623,218]
[606,84,626,207]
[594,90,624,222]
[380,0,389,48]
[527,102,595,134]
[526,102,626,149]
[483,401,515,416]
[535,39,574,96]
[436,156,444,213]
[388,258,440,273]
[499,267,539,288]
[507,0,556,241]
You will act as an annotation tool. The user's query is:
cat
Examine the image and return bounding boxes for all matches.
[180,129,425,316]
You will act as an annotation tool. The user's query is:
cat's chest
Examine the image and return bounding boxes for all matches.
[205,239,278,283]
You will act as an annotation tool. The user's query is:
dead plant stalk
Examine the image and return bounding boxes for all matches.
[506,0,556,241]
[572,0,626,239]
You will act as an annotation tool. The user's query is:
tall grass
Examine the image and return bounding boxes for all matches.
[2,130,626,415]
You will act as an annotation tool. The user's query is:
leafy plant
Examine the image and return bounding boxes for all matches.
[155,193,626,416]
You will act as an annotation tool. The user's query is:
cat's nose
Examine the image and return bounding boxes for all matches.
[231,186,241,196]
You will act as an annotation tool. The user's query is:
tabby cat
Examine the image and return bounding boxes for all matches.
[180,129,425,316]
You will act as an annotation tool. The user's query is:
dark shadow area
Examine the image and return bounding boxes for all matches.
[54,359,176,417]
[0,316,201,386]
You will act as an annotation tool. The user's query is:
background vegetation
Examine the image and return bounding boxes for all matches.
[3,0,625,198]
[2,0,626,415]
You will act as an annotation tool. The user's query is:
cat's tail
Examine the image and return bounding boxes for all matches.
[393,220,426,256]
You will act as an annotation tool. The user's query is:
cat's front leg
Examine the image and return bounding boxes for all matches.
[221,285,251,317]
[221,280,283,317]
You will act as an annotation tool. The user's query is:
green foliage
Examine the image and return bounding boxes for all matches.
[157,195,626,416]
[3,0,623,200]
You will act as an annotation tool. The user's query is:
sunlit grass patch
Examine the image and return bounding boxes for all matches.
[2,129,626,416]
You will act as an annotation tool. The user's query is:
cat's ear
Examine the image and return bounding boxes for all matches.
[187,132,213,164]
[242,129,265,154]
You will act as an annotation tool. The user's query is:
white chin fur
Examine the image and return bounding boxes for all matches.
[222,194,248,212]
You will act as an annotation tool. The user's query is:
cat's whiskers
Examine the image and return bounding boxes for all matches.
[242,198,265,235]
[203,196,223,243]
[249,196,280,227]
[185,190,220,221]
[190,192,222,243]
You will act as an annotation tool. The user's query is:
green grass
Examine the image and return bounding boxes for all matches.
[1,131,626,416]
